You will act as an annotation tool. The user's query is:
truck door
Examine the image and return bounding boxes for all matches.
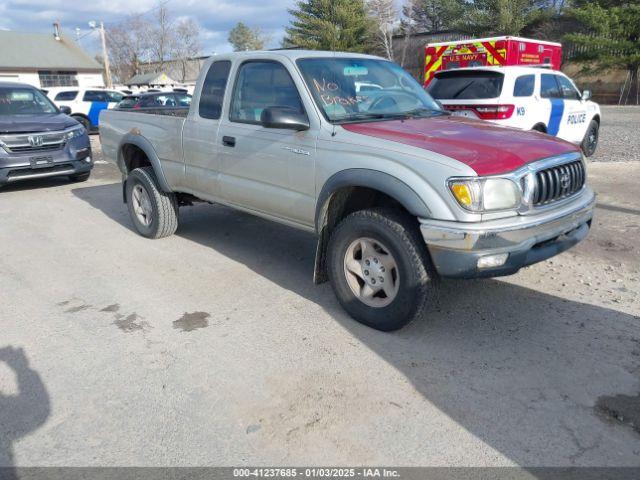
[217,59,316,225]
[182,60,232,196]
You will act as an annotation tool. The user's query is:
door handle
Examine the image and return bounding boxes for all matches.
[222,136,236,147]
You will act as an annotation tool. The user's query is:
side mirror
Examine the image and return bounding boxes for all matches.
[261,106,310,131]
[582,90,591,101]
[59,106,72,115]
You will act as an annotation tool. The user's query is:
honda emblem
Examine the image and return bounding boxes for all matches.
[28,135,43,147]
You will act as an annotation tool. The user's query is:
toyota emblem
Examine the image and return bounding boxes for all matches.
[560,172,571,189]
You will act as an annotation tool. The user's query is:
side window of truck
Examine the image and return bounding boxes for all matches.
[229,60,304,124]
[199,60,231,120]
[513,75,534,97]
[540,74,561,99]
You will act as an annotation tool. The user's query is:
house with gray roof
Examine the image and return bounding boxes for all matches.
[126,72,176,87]
[0,25,105,89]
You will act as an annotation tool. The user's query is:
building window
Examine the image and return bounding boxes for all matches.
[38,70,79,88]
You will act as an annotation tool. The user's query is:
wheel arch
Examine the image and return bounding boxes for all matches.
[532,122,547,133]
[313,169,432,284]
[117,133,172,202]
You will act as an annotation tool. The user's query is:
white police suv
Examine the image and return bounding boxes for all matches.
[45,87,125,132]
[427,66,601,156]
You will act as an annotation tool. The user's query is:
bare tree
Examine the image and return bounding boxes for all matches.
[368,0,398,60]
[172,19,202,82]
[146,6,175,69]
[106,6,202,84]
[106,16,151,82]
[399,0,418,68]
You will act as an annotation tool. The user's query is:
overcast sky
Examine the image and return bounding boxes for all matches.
[0,0,296,56]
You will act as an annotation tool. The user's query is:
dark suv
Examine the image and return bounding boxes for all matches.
[0,82,92,187]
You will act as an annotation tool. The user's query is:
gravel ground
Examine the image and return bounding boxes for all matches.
[592,106,640,163]
[0,114,639,469]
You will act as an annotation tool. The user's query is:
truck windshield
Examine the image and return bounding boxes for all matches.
[428,70,504,100]
[0,87,59,115]
[297,58,443,124]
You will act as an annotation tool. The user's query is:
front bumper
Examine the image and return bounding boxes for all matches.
[420,189,595,278]
[0,146,93,186]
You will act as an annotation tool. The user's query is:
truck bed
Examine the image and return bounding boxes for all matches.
[99,108,186,188]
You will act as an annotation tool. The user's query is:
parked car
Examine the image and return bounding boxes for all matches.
[116,92,192,110]
[100,51,594,331]
[45,87,125,132]
[427,66,601,156]
[0,82,92,187]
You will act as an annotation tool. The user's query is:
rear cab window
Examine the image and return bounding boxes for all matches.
[54,91,78,101]
[199,60,232,120]
[429,70,504,99]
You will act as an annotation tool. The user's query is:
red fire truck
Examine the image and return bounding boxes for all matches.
[424,36,562,86]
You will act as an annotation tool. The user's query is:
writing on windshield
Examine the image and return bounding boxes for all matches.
[297,58,442,123]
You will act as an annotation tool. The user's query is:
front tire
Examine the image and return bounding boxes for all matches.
[125,167,178,239]
[581,119,599,157]
[327,208,434,331]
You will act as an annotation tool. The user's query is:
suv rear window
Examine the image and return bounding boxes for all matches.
[54,91,78,101]
[429,71,504,100]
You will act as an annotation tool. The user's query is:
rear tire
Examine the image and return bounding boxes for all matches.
[532,124,547,133]
[69,172,90,182]
[327,208,435,331]
[581,119,599,157]
[125,166,178,239]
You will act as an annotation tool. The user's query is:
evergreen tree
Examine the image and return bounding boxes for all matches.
[228,22,267,51]
[565,1,640,103]
[402,0,465,33]
[285,0,371,52]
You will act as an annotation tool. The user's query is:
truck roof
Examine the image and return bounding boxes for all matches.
[205,49,384,62]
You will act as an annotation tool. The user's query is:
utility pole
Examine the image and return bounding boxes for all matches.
[99,21,113,88]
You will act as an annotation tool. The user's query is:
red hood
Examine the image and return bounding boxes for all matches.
[341,116,579,176]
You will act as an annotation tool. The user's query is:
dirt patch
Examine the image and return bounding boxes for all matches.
[595,393,640,434]
[65,304,91,313]
[113,313,149,333]
[173,311,210,332]
[101,304,120,312]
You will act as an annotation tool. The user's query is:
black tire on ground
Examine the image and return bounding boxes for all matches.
[125,166,178,239]
[532,124,547,133]
[327,207,435,331]
[69,172,91,182]
[581,119,599,157]
[72,115,91,133]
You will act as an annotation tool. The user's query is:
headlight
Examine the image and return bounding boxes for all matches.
[65,125,86,140]
[449,177,521,212]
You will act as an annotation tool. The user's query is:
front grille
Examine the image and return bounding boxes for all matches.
[0,131,66,154]
[7,144,64,153]
[532,160,585,206]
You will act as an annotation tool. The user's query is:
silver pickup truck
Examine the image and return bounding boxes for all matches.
[100,50,595,331]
